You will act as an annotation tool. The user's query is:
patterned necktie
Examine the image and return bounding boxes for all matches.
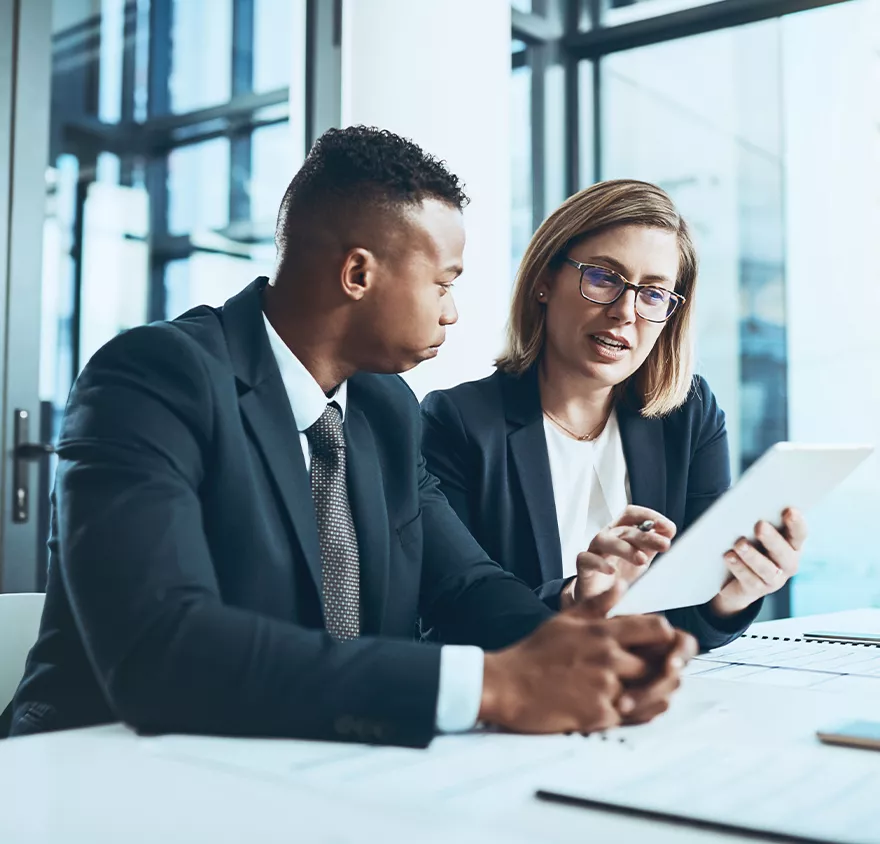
[304,403,360,641]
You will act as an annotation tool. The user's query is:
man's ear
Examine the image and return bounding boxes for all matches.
[340,248,375,301]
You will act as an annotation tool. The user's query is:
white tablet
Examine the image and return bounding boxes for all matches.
[608,443,874,617]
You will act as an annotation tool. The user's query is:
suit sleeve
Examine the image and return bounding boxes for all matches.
[664,377,763,650]
[56,326,443,748]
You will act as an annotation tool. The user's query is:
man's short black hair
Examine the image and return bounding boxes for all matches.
[275,126,469,251]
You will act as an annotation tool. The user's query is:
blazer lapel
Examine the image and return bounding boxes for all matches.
[617,401,667,517]
[343,401,389,636]
[502,369,563,584]
[222,279,324,602]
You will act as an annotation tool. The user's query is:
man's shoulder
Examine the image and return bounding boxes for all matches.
[82,306,224,379]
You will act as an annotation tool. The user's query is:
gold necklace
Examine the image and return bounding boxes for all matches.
[543,406,611,442]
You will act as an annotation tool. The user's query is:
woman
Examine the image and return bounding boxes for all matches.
[421,180,806,650]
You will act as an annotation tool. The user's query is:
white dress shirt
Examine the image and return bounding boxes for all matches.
[262,314,483,733]
[543,409,631,578]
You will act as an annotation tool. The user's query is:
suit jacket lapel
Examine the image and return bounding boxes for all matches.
[502,369,563,584]
[222,279,324,602]
[617,400,667,516]
[344,400,389,636]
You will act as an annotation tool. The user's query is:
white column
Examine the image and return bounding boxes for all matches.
[341,0,512,399]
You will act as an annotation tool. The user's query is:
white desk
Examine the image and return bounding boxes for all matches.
[2,609,879,844]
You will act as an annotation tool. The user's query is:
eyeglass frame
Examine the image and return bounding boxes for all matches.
[562,257,686,323]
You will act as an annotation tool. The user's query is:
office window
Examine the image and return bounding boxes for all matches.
[168,139,232,236]
[602,0,723,26]
[169,0,234,113]
[40,0,304,436]
[511,60,533,270]
[254,0,296,93]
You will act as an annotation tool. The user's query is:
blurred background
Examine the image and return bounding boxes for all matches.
[0,0,877,619]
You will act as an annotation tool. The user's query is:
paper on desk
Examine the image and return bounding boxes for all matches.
[538,731,880,844]
[146,694,727,811]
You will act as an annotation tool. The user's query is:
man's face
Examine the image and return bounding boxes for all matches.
[356,199,465,373]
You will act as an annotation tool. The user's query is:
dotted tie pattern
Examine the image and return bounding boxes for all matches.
[304,403,361,642]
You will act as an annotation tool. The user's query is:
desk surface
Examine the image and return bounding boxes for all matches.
[2,609,879,844]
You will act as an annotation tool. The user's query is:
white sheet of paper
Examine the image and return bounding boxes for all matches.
[538,735,880,844]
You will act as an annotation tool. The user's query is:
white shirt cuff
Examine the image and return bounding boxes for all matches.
[434,645,484,733]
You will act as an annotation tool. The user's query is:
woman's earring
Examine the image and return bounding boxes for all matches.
[538,291,545,300]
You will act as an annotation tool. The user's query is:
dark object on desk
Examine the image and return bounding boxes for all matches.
[803,631,880,645]
[817,720,880,752]
[535,790,844,844]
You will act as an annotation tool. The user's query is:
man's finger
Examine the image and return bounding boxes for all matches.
[605,614,675,649]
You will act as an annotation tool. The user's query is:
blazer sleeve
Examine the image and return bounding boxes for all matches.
[418,390,553,647]
[420,389,476,532]
[55,326,446,748]
[416,452,553,650]
[664,376,763,650]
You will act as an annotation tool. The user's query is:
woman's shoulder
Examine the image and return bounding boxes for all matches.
[659,374,726,437]
[420,368,509,419]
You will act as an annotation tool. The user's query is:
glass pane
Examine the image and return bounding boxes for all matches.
[79,179,150,367]
[511,0,533,12]
[169,0,233,113]
[165,250,274,319]
[168,138,231,236]
[604,0,722,26]
[782,0,880,616]
[251,122,297,236]
[254,0,295,92]
[511,63,533,272]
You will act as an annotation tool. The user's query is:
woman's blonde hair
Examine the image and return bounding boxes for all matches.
[496,179,698,418]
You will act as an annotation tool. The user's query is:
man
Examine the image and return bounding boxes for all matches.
[9,127,696,746]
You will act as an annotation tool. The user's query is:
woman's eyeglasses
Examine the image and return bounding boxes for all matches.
[562,258,685,323]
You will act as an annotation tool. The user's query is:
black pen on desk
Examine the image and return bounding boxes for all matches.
[637,520,655,533]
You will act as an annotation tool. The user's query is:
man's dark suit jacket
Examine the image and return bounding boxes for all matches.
[420,366,761,652]
[9,279,552,747]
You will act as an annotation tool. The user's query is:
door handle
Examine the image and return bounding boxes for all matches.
[13,408,55,524]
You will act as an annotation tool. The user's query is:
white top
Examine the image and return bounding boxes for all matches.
[261,313,482,733]
[543,410,631,579]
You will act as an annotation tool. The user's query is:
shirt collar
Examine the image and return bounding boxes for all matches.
[261,312,347,432]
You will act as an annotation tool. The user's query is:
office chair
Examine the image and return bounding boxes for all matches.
[0,592,45,735]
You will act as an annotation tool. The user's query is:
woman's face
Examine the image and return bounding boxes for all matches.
[537,224,681,390]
